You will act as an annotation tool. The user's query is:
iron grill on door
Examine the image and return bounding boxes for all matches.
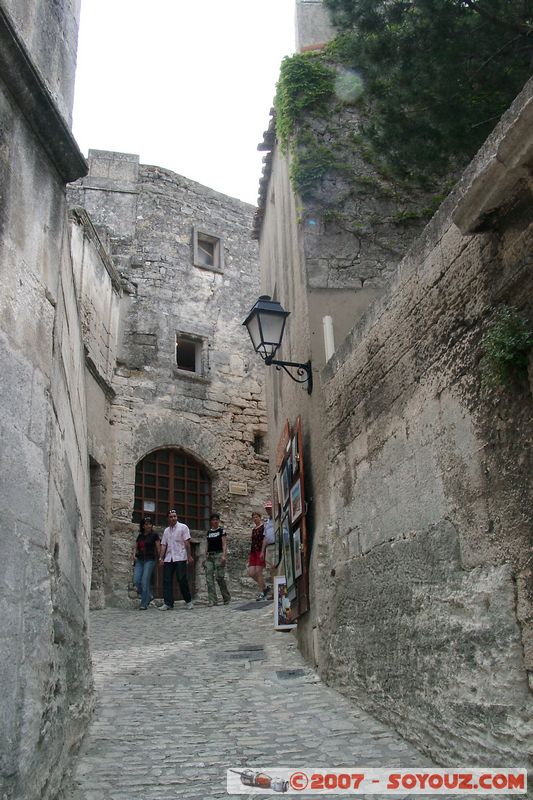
[133,449,211,530]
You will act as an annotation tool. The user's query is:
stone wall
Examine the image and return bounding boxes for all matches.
[68,209,122,609]
[0,0,80,125]
[0,2,92,797]
[295,0,335,51]
[68,151,270,604]
[257,45,532,762]
[316,80,533,764]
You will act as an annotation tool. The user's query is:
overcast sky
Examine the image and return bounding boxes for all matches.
[72,0,296,205]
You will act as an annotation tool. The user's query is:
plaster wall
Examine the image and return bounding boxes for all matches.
[295,0,335,51]
[68,151,270,604]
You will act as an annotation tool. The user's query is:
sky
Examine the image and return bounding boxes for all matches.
[72,0,296,205]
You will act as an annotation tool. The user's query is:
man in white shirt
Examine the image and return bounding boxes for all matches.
[159,509,194,609]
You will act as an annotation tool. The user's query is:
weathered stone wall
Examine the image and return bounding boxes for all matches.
[0,3,92,797]
[316,81,533,764]
[68,151,269,604]
[68,209,122,609]
[257,45,532,762]
[255,102,436,367]
[1,0,80,125]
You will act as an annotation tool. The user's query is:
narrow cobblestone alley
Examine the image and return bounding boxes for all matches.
[65,599,444,800]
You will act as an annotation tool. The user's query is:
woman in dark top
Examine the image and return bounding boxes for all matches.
[132,517,160,610]
[204,512,231,606]
[247,511,267,601]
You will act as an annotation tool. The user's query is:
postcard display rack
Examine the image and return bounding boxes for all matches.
[273,416,309,624]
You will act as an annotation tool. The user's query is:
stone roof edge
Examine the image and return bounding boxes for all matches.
[452,76,533,233]
[69,207,123,294]
[140,163,256,212]
[251,109,276,240]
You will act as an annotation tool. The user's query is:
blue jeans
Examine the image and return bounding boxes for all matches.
[133,559,155,608]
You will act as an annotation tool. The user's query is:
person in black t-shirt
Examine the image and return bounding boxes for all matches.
[132,517,160,610]
[203,513,231,606]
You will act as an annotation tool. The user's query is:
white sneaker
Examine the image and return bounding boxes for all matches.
[185,601,194,610]
[159,604,173,610]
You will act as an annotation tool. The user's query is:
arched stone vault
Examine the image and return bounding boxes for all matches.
[133,416,218,478]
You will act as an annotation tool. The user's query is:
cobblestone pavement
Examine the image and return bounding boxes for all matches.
[67,599,443,800]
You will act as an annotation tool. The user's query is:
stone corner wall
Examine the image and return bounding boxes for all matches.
[0,2,93,797]
[314,81,533,765]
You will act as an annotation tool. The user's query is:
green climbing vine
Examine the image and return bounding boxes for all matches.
[274,53,335,153]
[273,48,442,219]
[481,306,533,388]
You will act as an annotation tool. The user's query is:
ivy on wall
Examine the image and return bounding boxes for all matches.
[481,306,533,388]
[323,0,533,181]
[275,53,336,153]
[273,49,444,233]
[274,2,532,224]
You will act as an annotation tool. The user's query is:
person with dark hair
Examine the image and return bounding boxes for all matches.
[132,516,160,610]
[203,513,231,607]
[159,509,194,610]
[248,511,267,601]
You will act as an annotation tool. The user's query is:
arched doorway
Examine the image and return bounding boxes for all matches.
[133,448,211,531]
[132,448,211,600]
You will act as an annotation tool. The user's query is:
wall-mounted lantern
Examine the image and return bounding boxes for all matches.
[242,295,313,394]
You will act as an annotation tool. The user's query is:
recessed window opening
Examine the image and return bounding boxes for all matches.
[176,335,198,372]
[253,434,265,455]
[193,228,223,272]
[198,237,215,267]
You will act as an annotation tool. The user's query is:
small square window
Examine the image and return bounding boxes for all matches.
[193,227,224,272]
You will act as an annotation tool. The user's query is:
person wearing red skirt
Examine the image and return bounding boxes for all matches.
[248,511,268,600]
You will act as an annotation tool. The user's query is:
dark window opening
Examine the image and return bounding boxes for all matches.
[176,336,198,372]
[253,434,265,455]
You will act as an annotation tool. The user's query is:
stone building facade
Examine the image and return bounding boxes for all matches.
[0,1,93,798]
[256,3,533,766]
[68,150,268,606]
[0,1,268,795]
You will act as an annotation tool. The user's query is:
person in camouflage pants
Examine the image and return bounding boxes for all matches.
[204,513,231,606]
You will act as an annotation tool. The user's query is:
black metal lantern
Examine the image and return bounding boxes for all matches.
[243,295,313,394]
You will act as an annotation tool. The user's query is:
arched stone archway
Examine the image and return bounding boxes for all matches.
[133,416,219,471]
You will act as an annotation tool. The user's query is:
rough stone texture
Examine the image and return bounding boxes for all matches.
[64,604,453,800]
[1,0,81,126]
[258,75,533,766]
[317,179,533,763]
[0,4,92,798]
[68,209,122,610]
[300,106,436,291]
[68,151,269,606]
[256,103,437,368]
